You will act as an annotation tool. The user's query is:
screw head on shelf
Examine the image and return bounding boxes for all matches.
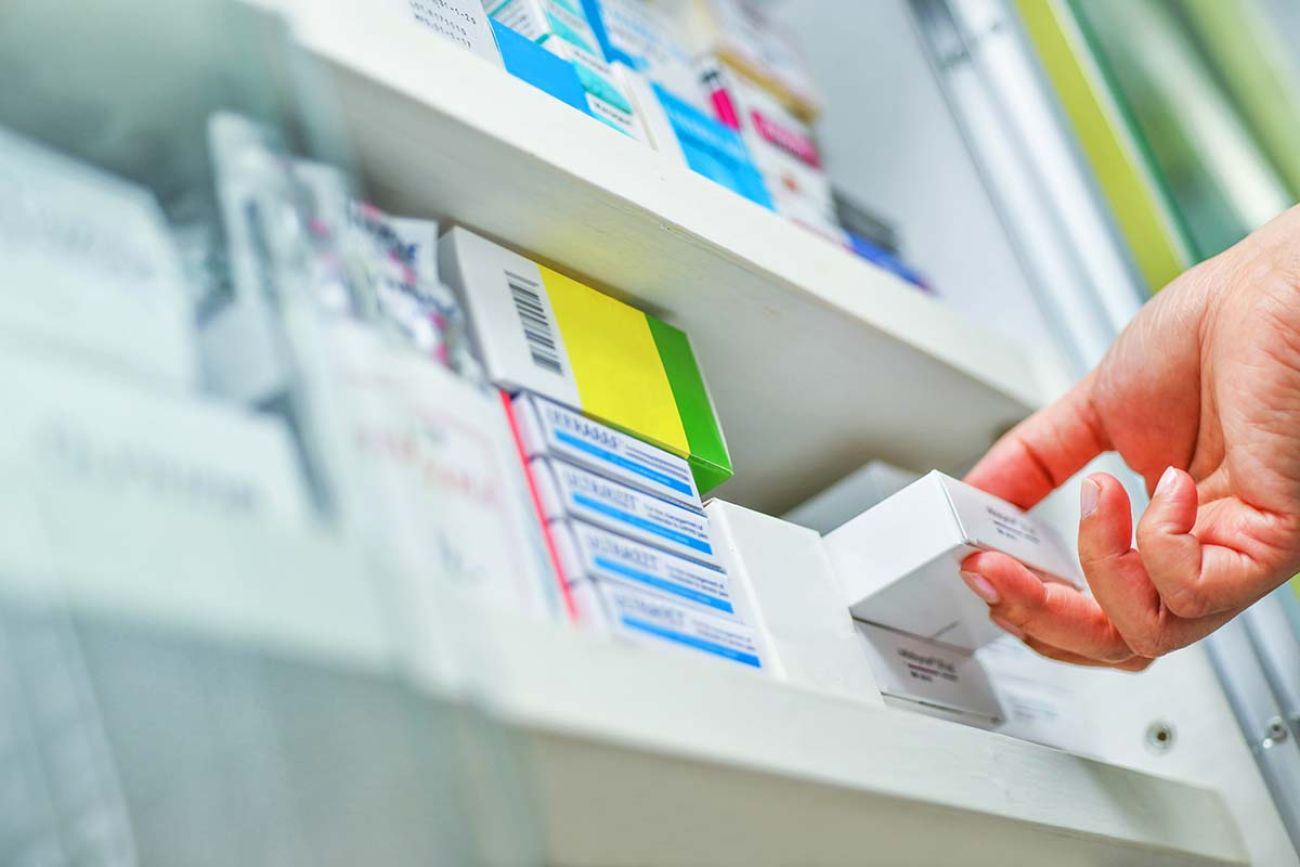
[1144,720,1175,754]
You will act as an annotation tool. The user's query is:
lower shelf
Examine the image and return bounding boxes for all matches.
[12,509,1246,866]
[480,614,1247,867]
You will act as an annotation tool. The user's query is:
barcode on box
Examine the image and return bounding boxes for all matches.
[506,270,563,375]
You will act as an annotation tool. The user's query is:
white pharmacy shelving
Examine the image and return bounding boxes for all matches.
[17,509,1249,867]
[281,0,1049,515]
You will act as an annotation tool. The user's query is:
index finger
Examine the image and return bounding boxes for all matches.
[965,372,1110,509]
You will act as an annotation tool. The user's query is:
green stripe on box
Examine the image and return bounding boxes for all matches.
[647,317,733,492]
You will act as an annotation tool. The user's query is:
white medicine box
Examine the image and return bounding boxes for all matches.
[824,471,1082,651]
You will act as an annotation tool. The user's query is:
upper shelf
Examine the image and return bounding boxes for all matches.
[286,0,1046,513]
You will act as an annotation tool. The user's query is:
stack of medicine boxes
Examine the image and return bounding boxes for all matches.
[438,226,764,670]
[512,393,763,669]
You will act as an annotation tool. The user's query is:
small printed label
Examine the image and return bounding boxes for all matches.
[603,583,761,668]
[750,110,821,168]
[543,460,717,566]
[411,0,503,62]
[983,504,1043,546]
[523,393,698,507]
[569,521,734,615]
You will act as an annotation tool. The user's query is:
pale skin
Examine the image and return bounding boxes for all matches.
[959,204,1300,670]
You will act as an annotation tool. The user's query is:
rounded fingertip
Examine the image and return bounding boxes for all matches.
[961,549,1012,575]
[1154,466,1179,498]
[960,570,1000,605]
[1080,477,1100,518]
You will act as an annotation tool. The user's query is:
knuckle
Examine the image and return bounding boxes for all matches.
[1162,584,1214,619]
[1123,627,1172,659]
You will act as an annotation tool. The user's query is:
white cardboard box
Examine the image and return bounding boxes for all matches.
[824,471,1082,650]
[512,390,701,510]
[551,518,738,619]
[323,321,560,619]
[707,500,881,701]
[856,622,1002,727]
[530,456,721,568]
[0,128,196,392]
[0,346,310,538]
[573,578,764,670]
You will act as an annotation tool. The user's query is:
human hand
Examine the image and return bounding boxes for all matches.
[960,205,1300,669]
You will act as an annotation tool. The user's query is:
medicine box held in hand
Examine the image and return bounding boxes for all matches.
[824,471,1083,651]
[438,226,732,490]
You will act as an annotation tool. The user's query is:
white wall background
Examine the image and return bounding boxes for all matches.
[775,0,1058,345]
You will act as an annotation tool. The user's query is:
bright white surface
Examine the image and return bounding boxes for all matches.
[286,0,1043,514]
[483,612,1245,866]
[11,503,1248,865]
[775,0,1057,348]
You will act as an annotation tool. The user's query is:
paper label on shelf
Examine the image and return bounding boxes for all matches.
[0,127,195,390]
[408,0,503,64]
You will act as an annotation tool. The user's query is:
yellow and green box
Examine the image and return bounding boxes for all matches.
[438,227,732,491]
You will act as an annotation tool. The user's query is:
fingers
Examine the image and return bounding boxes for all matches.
[965,373,1110,510]
[1022,637,1153,672]
[1081,473,1233,657]
[1138,467,1291,618]
[960,550,1134,662]
[960,470,1259,670]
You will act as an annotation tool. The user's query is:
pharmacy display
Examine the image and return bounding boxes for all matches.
[396,0,931,289]
[0,72,1083,687]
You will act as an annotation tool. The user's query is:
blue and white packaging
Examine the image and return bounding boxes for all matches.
[575,579,763,669]
[485,0,646,140]
[614,63,689,165]
[653,83,773,209]
[492,19,594,117]
[552,518,739,617]
[530,457,720,567]
[580,0,703,106]
[512,391,701,509]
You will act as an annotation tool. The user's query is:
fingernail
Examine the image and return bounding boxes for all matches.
[960,570,1000,604]
[1155,466,1178,498]
[1080,478,1100,518]
[991,615,1025,639]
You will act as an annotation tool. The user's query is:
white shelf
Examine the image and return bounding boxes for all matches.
[27,508,1244,866]
[53,527,1244,867]
[290,1,1045,513]
[478,613,1245,867]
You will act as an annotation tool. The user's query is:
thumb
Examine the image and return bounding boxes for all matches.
[1135,467,1201,604]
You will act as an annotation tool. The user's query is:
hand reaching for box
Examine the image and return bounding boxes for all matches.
[960,204,1300,670]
